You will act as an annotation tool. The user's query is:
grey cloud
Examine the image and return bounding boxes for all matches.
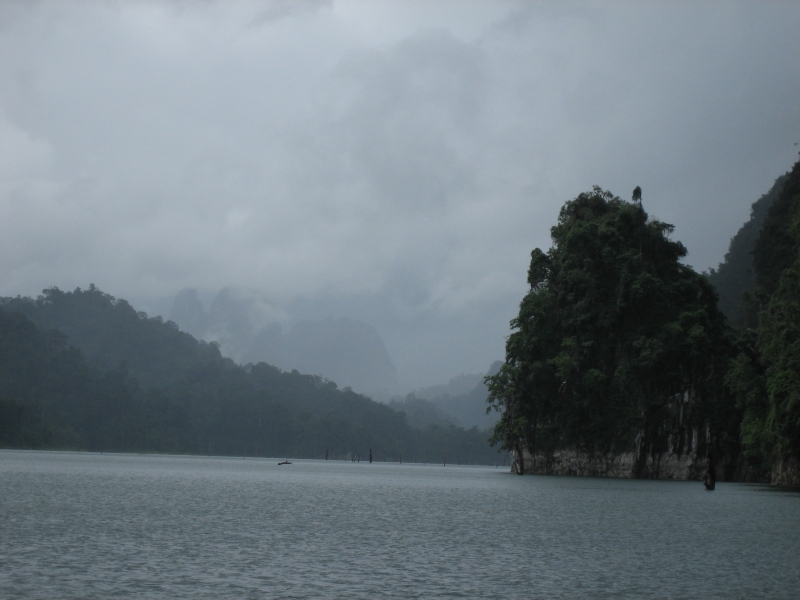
[1,1,799,388]
[247,0,332,28]
[169,286,397,393]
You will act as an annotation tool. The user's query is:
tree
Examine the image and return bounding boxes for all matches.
[487,187,736,480]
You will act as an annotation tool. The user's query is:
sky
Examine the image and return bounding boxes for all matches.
[1,1,799,390]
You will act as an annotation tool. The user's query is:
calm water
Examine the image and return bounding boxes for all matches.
[1,451,799,599]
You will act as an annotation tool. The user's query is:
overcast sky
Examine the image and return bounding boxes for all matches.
[1,1,799,389]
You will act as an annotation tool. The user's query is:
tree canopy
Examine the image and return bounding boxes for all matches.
[487,187,736,477]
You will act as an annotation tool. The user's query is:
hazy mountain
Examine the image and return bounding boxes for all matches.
[0,287,501,464]
[273,317,396,394]
[426,361,503,430]
[412,372,486,401]
[169,288,209,339]
[169,288,397,394]
[388,396,456,430]
[386,361,503,431]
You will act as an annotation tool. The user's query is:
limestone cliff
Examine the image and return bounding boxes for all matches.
[771,456,800,487]
[512,448,709,480]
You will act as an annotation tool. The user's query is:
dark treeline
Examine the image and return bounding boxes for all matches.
[724,159,800,485]
[0,287,503,465]
[488,158,800,485]
[706,174,788,327]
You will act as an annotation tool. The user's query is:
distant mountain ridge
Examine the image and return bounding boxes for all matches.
[169,287,397,394]
[413,372,486,401]
[388,361,503,431]
[0,286,502,464]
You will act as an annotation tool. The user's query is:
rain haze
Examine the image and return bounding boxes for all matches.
[1,1,799,392]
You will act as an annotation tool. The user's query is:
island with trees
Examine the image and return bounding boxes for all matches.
[3,159,799,485]
[488,158,800,486]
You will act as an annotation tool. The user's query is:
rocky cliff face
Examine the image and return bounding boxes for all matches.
[512,447,793,484]
[771,456,800,487]
[512,448,710,480]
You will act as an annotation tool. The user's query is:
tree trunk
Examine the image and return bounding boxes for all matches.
[515,442,525,475]
[703,422,716,491]
[634,428,649,479]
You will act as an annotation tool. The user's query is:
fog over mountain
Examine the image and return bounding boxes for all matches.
[169,287,397,394]
[1,2,799,389]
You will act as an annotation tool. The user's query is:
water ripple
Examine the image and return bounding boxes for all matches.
[1,451,799,599]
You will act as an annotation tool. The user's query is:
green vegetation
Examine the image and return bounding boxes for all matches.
[0,287,502,464]
[726,158,800,482]
[487,187,737,480]
[706,174,788,327]
[489,161,800,485]
[6,162,798,481]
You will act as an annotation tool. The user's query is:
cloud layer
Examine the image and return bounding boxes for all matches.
[1,1,799,387]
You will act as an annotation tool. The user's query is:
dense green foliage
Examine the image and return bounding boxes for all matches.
[706,174,787,326]
[727,158,800,476]
[487,188,737,476]
[2,285,221,390]
[489,164,800,483]
[753,167,800,295]
[0,288,501,464]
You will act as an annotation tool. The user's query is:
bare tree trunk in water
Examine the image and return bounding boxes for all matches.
[515,442,524,475]
[703,422,716,491]
[634,428,649,479]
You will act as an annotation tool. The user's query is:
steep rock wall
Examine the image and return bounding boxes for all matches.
[771,456,800,487]
[512,448,709,480]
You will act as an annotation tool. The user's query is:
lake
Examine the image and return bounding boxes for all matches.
[1,450,799,599]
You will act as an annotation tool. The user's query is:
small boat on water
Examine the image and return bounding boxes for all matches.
[278,460,291,465]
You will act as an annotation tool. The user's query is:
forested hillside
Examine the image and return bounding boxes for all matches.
[706,174,788,326]
[2,286,220,391]
[489,163,800,485]
[726,157,800,484]
[0,288,502,464]
[0,308,129,449]
[488,187,738,483]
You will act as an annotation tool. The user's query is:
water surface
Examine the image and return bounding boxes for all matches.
[1,450,799,599]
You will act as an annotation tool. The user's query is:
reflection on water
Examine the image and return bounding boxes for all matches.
[1,450,799,599]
